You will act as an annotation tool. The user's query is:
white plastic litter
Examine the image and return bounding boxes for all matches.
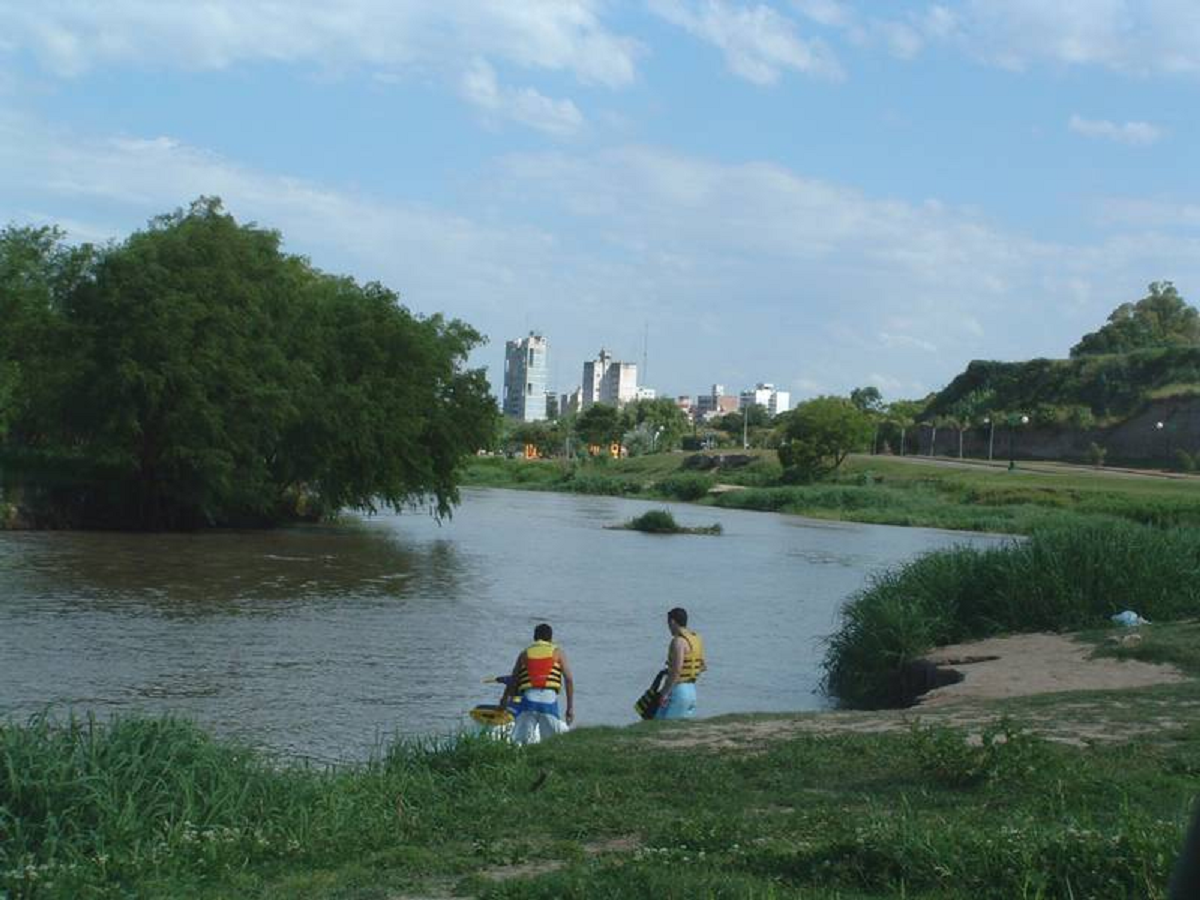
[1111,610,1150,627]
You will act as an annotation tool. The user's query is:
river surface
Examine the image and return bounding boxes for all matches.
[0,488,1010,760]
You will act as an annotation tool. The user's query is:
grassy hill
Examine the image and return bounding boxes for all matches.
[923,346,1200,425]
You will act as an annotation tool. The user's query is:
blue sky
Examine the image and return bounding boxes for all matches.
[2,1,1199,402]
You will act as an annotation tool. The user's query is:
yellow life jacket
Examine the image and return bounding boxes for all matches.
[516,641,564,693]
[669,628,706,683]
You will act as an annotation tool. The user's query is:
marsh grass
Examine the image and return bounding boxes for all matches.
[824,521,1200,707]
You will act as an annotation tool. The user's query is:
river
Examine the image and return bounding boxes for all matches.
[0,488,1010,760]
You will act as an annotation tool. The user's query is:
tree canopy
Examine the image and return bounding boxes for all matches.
[777,396,873,481]
[0,198,496,529]
[574,403,623,448]
[1071,282,1200,357]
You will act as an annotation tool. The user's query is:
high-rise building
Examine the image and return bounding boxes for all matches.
[581,349,613,407]
[503,332,549,421]
[581,349,639,407]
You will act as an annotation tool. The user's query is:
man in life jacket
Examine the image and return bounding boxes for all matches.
[498,623,575,745]
[657,607,706,719]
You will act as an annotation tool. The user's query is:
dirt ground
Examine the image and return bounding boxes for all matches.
[644,631,1191,752]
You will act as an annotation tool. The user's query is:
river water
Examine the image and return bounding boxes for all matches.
[0,488,1010,760]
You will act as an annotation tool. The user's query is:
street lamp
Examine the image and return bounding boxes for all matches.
[1007,414,1029,470]
[652,426,664,452]
[983,416,995,463]
[1155,420,1167,465]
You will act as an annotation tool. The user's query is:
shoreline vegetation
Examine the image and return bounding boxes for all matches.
[3,685,1197,899]
[462,451,1200,534]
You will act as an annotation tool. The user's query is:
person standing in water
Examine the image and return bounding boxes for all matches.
[657,607,705,719]
[499,623,575,744]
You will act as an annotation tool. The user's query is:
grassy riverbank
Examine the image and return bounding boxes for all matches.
[3,681,1199,899]
[463,453,1200,534]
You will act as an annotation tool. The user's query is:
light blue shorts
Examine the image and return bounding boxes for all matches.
[656,682,697,720]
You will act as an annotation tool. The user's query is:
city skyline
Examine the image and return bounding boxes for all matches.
[2,2,1198,403]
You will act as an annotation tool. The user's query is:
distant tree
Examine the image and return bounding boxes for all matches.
[1071,282,1200,357]
[621,397,689,452]
[849,385,884,414]
[883,399,923,457]
[0,199,496,528]
[575,403,623,448]
[777,396,873,482]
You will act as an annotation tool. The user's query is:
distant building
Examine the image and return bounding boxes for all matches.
[581,349,612,408]
[675,395,694,414]
[695,384,739,419]
[581,348,639,407]
[545,392,559,420]
[634,386,657,401]
[739,383,791,417]
[503,332,549,422]
[560,387,582,417]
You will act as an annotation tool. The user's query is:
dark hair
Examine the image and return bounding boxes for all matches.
[533,623,553,641]
[667,607,688,627]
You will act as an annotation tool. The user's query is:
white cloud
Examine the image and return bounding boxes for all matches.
[925,0,1200,75]
[1068,114,1163,146]
[461,59,584,138]
[4,106,1200,398]
[0,0,640,86]
[650,0,842,84]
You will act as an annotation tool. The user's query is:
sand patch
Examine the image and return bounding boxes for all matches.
[918,632,1186,705]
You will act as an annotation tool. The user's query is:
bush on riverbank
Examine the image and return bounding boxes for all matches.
[824,520,1200,707]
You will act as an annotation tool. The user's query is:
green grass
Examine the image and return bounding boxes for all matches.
[2,704,1197,899]
[463,453,1200,535]
[823,520,1200,708]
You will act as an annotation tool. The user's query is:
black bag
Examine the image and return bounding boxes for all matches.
[634,669,668,720]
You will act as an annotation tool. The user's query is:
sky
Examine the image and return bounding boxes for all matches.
[2,1,1199,403]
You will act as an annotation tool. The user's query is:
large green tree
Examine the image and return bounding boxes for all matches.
[1071,282,1200,357]
[777,396,873,481]
[0,199,496,528]
[574,403,623,448]
[620,397,689,453]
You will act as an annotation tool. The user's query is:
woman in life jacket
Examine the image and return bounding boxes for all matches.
[657,606,705,719]
[498,622,575,744]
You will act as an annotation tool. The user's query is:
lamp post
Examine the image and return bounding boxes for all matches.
[983,416,995,463]
[742,408,749,450]
[1155,420,1166,466]
[1008,414,1029,470]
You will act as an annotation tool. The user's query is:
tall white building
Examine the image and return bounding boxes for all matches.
[581,349,639,407]
[503,333,549,421]
[739,383,791,417]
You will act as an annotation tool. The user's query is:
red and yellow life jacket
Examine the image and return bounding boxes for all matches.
[669,628,706,683]
[517,640,564,693]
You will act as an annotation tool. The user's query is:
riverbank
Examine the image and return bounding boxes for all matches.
[463,452,1200,533]
[3,630,1196,899]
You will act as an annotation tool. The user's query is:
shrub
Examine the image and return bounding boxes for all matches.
[1087,442,1107,467]
[1174,448,1197,473]
[656,473,714,501]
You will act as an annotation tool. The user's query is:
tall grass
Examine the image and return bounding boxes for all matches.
[0,714,532,897]
[824,520,1200,707]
